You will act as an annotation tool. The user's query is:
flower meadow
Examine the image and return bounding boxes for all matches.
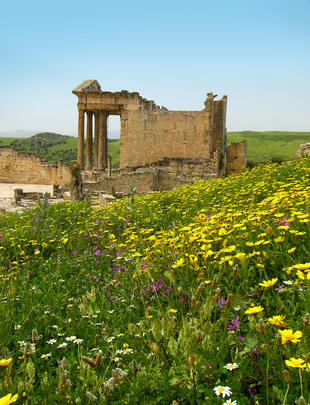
[0,158,310,404]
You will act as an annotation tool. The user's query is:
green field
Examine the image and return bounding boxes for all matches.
[1,131,310,169]
[227,131,310,164]
[0,158,310,403]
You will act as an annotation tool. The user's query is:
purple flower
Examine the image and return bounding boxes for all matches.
[227,315,240,331]
[217,298,227,309]
[165,286,173,295]
[252,347,258,360]
[249,388,257,397]
[275,285,284,292]
[94,250,101,256]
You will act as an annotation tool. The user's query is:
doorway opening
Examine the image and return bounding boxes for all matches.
[107,115,120,168]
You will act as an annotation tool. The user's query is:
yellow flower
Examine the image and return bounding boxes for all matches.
[268,315,287,328]
[0,394,18,405]
[285,357,306,368]
[0,358,12,368]
[274,236,284,243]
[280,329,302,344]
[259,278,278,288]
[172,258,184,268]
[244,306,264,315]
[168,308,177,313]
[288,247,296,254]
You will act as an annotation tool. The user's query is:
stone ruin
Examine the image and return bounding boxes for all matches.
[0,80,248,209]
[72,80,247,195]
[297,143,310,158]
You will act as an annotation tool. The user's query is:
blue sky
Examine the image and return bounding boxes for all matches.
[1,0,309,135]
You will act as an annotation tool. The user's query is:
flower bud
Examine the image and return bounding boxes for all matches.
[32,329,39,343]
[81,356,96,368]
[283,369,291,383]
[191,296,196,309]
[226,294,232,308]
[303,313,310,327]
[305,352,310,363]
[86,391,98,402]
[258,319,265,335]
[95,350,103,367]
[195,283,203,296]
[214,288,221,303]
[188,353,197,367]
[277,332,282,346]
[297,396,307,405]
[148,341,159,353]
[212,275,218,288]
[94,334,99,345]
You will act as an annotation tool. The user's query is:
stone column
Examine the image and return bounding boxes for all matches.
[86,111,93,170]
[98,112,107,170]
[94,112,99,170]
[77,110,84,169]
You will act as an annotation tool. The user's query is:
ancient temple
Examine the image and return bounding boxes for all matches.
[72,80,230,174]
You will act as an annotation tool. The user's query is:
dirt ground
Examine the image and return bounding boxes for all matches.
[0,183,55,212]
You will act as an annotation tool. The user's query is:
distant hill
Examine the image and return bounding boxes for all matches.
[1,130,309,168]
[227,131,310,165]
[0,132,120,168]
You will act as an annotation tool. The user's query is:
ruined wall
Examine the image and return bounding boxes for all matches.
[297,143,310,158]
[73,82,228,175]
[120,109,212,168]
[0,147,70,185]
[226,141,247,175]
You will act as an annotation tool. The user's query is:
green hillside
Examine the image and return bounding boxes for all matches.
[1,131,309,168]
[227,131,310,164]
[0,132,120,168]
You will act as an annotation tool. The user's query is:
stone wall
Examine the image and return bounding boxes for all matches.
[0,147,70,186]
[226,141,247,175]
[73,81,228,174]
[297,143,310,158]
[83,154,221,195]
[120,109,213,168]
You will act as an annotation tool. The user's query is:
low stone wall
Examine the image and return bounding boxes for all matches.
[82,155,221,195]
[226,141,247,175]
[297,143,310,158]
[0,147,70,186]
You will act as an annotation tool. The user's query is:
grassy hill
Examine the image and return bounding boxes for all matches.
[1,131,310,169]
[0,132,121,168]
[0,157,309,403]
[227,131,310,164]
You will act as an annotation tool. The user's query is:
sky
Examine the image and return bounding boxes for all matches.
[0,0,310,136]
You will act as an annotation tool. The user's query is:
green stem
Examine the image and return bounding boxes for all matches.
[283,384,290,405]
[266,354,269,405]
[299,368,304,397]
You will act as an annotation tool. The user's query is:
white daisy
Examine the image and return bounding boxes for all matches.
[74,338,83,344]
[65,335,77,342]
[223,363,239,371]
[223,400,237,405]
[283,280,293,285]
[114,357,121,362]
[46,339,57,345]
[213,386,232,398]
[57,343,68,349]
[41,353,51,359]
